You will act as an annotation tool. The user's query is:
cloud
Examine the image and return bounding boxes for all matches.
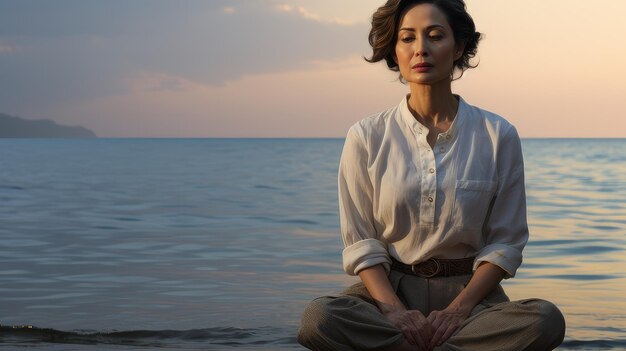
[26,56,406,137]
[0,42,19,54]
[0,0,219,38]
[125,72,189,93]
[274,3,355,26]
[222,6,236,14]
[0,0,369,110]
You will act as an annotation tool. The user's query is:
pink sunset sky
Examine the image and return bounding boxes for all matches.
[1,0,625,138]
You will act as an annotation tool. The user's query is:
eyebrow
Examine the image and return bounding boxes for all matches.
[399,24,445,32]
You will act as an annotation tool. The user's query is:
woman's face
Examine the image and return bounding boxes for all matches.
[395,3,463,86]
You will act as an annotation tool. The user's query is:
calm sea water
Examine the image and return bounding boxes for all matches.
[0,138,624,350]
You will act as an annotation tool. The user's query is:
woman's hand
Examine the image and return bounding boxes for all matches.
[426,262,507,349]
[359,264,434,349]
[384,309,433,351]
[426,306,469,348]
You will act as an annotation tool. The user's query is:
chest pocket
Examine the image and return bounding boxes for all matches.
[453,179,497,230]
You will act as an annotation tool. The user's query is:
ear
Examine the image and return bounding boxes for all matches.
[454,43,465,61]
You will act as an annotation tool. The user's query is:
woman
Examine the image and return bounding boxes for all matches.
[297,1,566,350]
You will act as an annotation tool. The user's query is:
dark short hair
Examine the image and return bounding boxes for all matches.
[365,0,482,80]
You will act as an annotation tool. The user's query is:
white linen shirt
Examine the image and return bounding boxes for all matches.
[339,95,528,278]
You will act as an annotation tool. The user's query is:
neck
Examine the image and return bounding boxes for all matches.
[406,80,458,127]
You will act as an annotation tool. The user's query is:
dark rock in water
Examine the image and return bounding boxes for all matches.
[0,113,97,138]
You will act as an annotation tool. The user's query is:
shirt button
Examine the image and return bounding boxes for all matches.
[446,135,452,140]
[429,168,435,174]
[428,196,434,202]
[439,147,445,152]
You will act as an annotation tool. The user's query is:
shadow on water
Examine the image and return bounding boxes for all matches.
[0,325,298,349]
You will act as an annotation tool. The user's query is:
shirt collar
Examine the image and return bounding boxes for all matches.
[399,94,467,141]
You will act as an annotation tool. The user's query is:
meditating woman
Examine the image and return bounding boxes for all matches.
[297,0,566,350]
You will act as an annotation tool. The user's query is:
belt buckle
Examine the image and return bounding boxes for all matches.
[412,258,441,278]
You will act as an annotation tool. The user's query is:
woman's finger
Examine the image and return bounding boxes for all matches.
[437,323,460,346]
[428,311,442,331]
[429,315,449,348]
[426,311,436,325]
[408,321,428,351]
[431,317,462,349]
[401,323,417,346]
[430,328,442,348]
[409,311,431,350]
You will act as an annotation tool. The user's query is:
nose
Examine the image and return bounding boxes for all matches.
[414,37,429,57]
[414,46,428,57]
[414,49,428,57]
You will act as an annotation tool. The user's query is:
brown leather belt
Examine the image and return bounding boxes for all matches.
[391,257,475,278]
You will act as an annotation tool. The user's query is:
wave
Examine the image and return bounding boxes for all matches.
[0,325,297,348]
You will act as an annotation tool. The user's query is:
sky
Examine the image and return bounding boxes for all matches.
[1,0,625,138]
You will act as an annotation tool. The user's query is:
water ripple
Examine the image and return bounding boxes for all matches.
[0,325,297,348]
[561,339,626,350]
[542,274,620,281]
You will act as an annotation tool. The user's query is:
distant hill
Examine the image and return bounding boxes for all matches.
[0,113,97,138]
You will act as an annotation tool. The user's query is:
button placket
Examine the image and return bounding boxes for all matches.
[420,144,437,223]
[427,166,436,207]
[413,119,436,224]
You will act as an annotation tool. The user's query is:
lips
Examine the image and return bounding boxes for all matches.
[412,63,434,69]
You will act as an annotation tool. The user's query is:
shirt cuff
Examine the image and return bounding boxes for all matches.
[342,238,390,276]
[474,243,523,278]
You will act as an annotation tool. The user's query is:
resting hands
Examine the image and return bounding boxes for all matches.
[424,262,508,348]
[383,309,432,351]
[426,306,469,349]
[383,307,467,351]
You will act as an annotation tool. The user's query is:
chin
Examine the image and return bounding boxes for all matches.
[406,79,442,86]
[405,74,450,86]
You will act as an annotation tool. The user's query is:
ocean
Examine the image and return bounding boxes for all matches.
[0,138,624,350]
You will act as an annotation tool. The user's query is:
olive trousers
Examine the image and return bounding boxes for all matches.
[297,270,565,351]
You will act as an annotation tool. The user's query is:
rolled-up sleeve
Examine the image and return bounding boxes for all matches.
[474,126,529,278]
[339,126,390,275]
